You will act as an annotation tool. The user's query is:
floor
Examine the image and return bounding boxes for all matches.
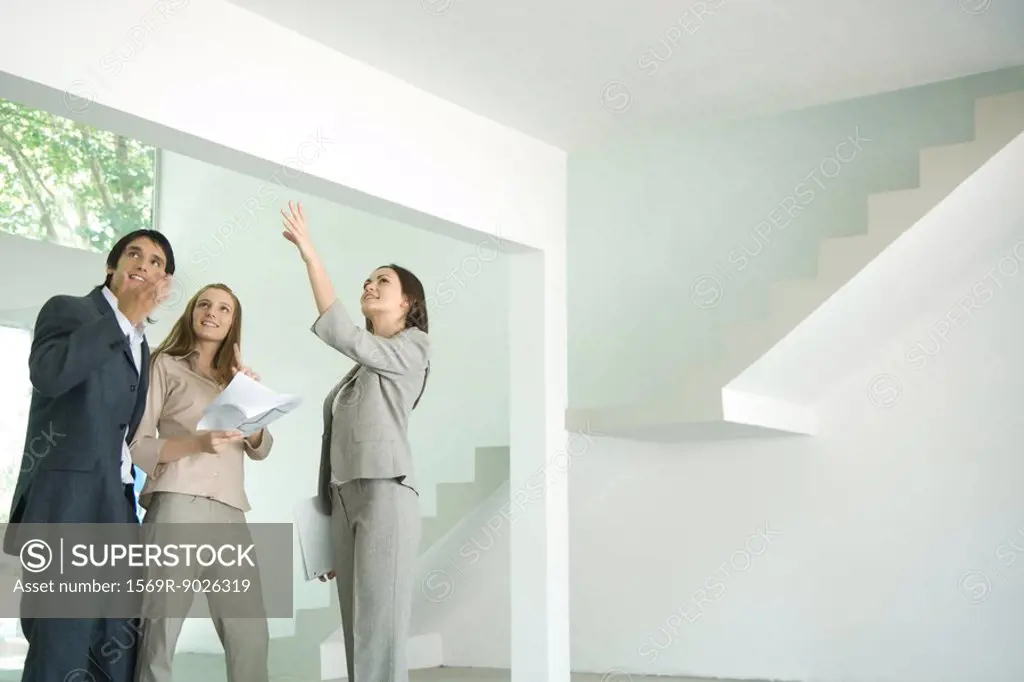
[0,631,739,682]
[184,657,737,681]
[0,651,742,682]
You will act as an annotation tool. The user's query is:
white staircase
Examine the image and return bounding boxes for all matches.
[733,111,1024,406]
[567,89,1024,442]
[420,446,509,552]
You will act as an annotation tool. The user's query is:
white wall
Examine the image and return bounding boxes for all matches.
[584,278,1024,682]
[424,222,1024,682]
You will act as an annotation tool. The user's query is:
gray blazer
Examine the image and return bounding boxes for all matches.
[310,299,430,514]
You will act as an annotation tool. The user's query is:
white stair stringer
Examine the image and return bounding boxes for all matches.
[565,89,1024,443]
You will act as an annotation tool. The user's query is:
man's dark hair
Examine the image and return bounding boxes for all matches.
[102,229,176,287]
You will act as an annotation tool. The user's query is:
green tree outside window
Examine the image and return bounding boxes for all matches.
[0,97,157,253]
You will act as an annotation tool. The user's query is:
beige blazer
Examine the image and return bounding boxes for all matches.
[310,299,430,514]
[130,350,274,512]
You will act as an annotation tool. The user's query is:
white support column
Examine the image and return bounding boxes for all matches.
[509,248,570,682]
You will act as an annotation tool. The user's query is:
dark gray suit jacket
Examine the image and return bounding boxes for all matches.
[3,286,149,555]
[310,299,430,514]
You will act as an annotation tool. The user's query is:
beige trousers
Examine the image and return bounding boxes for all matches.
[133,492,269,682]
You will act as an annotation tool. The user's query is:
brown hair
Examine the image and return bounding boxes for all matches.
[151,283,243,386]
[365,264,430,409]
[103,229,176,288]
[103,229,176,325]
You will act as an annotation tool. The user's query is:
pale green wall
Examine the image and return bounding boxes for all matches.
[567,66,1024,410]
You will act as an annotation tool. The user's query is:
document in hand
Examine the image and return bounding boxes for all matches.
[294,496,333,581]
[196,373,302,436]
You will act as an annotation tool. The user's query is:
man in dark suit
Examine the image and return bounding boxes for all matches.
[3,229,175,682]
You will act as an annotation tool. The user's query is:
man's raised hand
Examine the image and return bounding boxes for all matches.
[117,273,173,326]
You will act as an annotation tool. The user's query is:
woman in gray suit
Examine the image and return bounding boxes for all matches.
[280,201,430,682]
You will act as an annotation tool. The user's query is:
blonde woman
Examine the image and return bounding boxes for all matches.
[129,283,273,682]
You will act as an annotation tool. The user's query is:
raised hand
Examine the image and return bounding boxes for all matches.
[116,273,173,326]
[281,201,316,262]
[196,429,244,455]
[231,342,260,382]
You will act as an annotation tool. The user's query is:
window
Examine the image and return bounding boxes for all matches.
[0,96,158,253]
[0,325,31,524]
[0,326,29,671]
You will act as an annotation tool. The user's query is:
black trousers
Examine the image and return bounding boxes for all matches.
[19,484,141,682]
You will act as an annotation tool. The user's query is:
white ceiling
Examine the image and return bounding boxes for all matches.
[229,0,1024,151]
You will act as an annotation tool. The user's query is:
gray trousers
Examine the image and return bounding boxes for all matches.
[134,492,269,682]
[329,478,421,682]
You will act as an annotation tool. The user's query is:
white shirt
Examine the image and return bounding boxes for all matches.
[101,286,146,485]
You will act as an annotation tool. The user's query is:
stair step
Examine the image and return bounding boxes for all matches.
[817,234,874,275]
[722,153,985,381]
[919,135,1021,193]
[915,91,1024,195]
[435,484,483,518]
[918,140,986,194]
[722,235,901,372]
[866,187,932,239]
[733,235,894,373]
[770,279,831,324]
[472,449,510,487]
[419,445,510,552]
[974,90,1024,134]
[815,232,893,289]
